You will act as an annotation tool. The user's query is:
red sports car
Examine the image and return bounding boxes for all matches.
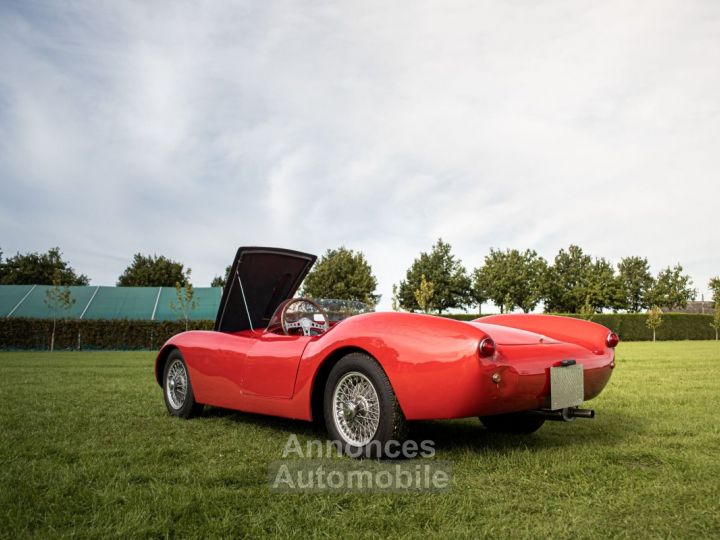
[155,247,618,456]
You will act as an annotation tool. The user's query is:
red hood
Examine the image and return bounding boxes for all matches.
[466,321,561,345]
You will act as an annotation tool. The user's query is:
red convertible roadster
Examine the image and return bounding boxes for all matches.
[155,247,618,456]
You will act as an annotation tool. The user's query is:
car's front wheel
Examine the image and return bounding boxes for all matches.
[479,412,545,434]
[163,350,204,419]
[324,353,407,458]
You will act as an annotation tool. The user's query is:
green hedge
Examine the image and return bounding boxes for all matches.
[0,318,215,351]
[1,313,716,350]
[443,313,716,341]
[442,313,480,322]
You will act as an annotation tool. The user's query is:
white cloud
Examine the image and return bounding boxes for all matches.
[1,0,718,308]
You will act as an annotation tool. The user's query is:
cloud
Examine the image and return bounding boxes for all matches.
[1,0,718,308]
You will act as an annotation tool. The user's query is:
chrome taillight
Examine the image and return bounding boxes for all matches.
[478,338,496,358]
[606,332,619,348]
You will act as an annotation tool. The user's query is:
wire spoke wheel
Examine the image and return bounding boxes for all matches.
[332,371,381,446]
[165,358,188,410]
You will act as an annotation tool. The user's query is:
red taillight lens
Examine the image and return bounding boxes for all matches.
[606,332,619,348]
[479,338,496,358]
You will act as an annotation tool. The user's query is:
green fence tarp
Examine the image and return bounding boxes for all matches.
[9,286,99,319]
[82,287,159,320]
[0,285,35,317]
[154,287,222,321]
[0,285,222,321]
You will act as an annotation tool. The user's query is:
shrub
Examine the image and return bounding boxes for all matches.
[0,319,214,351]
[1,312,715,350]
[441,313,715,341]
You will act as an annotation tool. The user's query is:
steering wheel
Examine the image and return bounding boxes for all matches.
[281,298,330,336]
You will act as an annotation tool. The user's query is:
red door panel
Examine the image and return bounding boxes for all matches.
[243,333,311,399]
[186,330,257,410]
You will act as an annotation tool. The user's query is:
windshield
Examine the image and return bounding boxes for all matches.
[313,299,373,322]
[265,298,373,334]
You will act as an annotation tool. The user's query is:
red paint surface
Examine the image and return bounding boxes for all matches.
[155,312,615,421]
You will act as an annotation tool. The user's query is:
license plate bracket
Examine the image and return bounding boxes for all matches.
[550,364,584,410]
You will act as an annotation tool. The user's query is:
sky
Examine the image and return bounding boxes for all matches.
[1,0,718,311]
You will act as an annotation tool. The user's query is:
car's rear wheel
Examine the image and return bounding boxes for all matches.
[479,412,545,434]
[163,350,204,418]
[324,352,407,458]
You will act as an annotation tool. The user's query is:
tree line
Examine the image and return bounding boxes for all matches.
[0,248,200,349]
[0,248,191,288]
[1,244,718,315]
[396,240,705,314]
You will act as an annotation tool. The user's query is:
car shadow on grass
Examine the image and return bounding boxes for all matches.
[408,409,648,454]
[202,406,327,438]
[203,405,647,452]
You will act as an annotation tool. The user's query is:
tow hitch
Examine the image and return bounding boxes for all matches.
[526,407,595,422]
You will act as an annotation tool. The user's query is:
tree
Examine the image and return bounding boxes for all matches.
[470,266,489,315]
[579,297,596,320]
[543,246,626,313]
[543,245,594,313]
[169,269,198,331]
[396,239,472,313]
[617,256,655,312]
[709,277,720,308]
[414,274,435,314]
[117,254,188,287]
[44,270,76,352]
[585,257,625,313]
[301,247,380,306]
[211,265,231,288]
[391,284,400,311]
[646,305,663,342]
[473,249,547,313]
[711,306,720,341]
[709,276,720,340]
[647,265,695,311]
[0,247,89,285]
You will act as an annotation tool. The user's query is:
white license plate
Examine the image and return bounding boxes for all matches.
[550,364,584,410]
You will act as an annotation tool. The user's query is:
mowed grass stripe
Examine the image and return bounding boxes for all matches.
[0,342,719,538]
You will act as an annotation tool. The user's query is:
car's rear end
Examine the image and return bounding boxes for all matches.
[468,314,618,420]
[317,312,617,426]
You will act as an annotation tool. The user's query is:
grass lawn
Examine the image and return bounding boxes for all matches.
[1,342,719,538]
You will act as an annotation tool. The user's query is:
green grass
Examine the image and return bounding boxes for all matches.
[1,342,719,538]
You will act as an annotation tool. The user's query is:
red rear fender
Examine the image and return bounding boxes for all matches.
[478,314,616,354]
[297,312,490,420]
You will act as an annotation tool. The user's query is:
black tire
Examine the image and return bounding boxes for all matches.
[324,352,408,458]
[162,350,204,419]
[479,412,545,434]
